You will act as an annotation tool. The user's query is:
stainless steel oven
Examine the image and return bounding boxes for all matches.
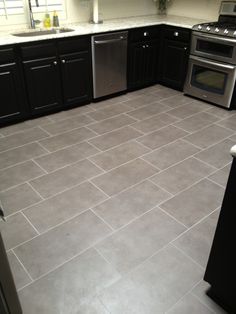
[184,55,236,108]
[191,31,236,64]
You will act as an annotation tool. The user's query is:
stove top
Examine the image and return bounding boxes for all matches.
[193,21,236,38]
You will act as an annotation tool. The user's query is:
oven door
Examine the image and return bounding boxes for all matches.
[184,55,236,108]
[191,31,236,64]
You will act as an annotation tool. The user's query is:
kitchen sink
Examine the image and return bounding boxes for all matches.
[12,28,74,37]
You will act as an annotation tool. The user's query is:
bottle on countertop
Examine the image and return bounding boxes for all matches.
[53,10,60,27]
[43,13,51,28]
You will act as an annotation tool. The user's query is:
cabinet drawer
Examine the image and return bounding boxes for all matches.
[0,47,15,64]
[20,42,56,60]
[163,27,190,42]
[58,36,90,54]
[129,26,160,43]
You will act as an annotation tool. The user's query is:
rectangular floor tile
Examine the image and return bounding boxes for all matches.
[137,125,188,150]
[7,251,32,290]
[96,208,185,274]
[0,127,49,153]
[160,94,194,108]
[131,112,179,134]
[208,164,231,187]
[93,180,171,229]
[174,210,219,268]
[195,138,235,169]
[143,139,200,170]
[160,179,224,227]
[217,114,236,131]
[14,211,112,279]
[89,126,142,151]
[184,125,234,149]
[49,105,95,122]
[151,86,180,100]
[39,127,96,152]
[122,94,160,109]
[89,141,150,171]
[151,157,215,195]
[88,114,136,134]
[87,103,131,121]
[92,158,158,196]
[174,112,219,133]
[41,114,94,135]
[99,245,202,313]
[166,102,208,119]
[0,213,37,250]
[0,161,45,191]
[76,298,110,314]
[126,102,170,120]
[24,181,107,233]
[30,159,103,199]
[0,183,42,216]
[34,142,99,173]
[19,248,120,314]
[206,106,236,119]
[0,142,47,170]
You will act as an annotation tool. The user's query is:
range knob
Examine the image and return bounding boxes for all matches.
[215,27,220,33]
[224,29,229,34]
[198,25,202,30]
[206,26,211,31]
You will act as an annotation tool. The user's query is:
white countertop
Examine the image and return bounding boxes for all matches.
[0,14,208,46]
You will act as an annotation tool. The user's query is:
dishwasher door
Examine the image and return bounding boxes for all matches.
[92,31,128,99]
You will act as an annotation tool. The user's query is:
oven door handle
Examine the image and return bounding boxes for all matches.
[190,55,236,70]
[192,31,236,44]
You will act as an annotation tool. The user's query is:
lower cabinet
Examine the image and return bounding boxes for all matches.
[23,57,63,115]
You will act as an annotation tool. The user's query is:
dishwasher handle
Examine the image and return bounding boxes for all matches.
[94,37,126,45]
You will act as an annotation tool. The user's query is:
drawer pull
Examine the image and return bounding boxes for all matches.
[146,44,149,48]
[61,59,66,63]
[53,61,57,65]
[174,31,179,37]
[144,32,149,36]
[143,45,146,48]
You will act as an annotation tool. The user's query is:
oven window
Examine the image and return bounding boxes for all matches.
[191,65,227,94]
[196,39,233,58]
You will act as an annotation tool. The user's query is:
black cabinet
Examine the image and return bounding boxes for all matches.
[128,26,160,90]
[24,57,62,114]
[160,27,191,91]
[0,48,27,125]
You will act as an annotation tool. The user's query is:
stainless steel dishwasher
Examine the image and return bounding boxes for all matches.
[92,31,128,99]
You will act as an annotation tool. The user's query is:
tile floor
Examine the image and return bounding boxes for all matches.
[0,84,235,313]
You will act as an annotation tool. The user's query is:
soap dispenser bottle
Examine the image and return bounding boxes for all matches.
[43,13,51,28]
[53,10,60,27]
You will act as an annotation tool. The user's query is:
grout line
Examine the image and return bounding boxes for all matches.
[90,208,115,232]
[11,250,34,283]
[158,207,188,229]
[207,177,227,189]
[31,159,48,175]
[36,141,51,154]
[21,211,40,235]
[27,181,45,200]
[88,180,110,199]
[190,291,218,313]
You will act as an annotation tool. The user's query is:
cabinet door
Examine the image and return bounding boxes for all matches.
[0,63,26,125]
[128,43,146,90]
[161,39,189,90]
[24,57,62,114]
[144,41,159,85]
[60,51,92,107]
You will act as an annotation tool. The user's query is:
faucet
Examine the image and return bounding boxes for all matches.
[91,0,103,24]
[28,0,40,29]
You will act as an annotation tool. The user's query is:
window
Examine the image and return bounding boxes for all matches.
[0,0,24,16]
[31,0,63,13]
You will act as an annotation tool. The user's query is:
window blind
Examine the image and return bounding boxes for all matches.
[0,0,24,16]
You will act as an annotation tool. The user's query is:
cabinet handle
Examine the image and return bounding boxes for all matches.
[174,31,179,37]
[184,47,188,50]
[62,60,66,63]
[53,61,57,65]
[143,45,146,49]
[146,44,149,48]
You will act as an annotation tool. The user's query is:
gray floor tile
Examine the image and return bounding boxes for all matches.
[230,133,236,141]
[0,161,45,191]
[49,105,95,122]
[195,138,235,169]
[39,127,96,152]
[89,141,150,171]
[24,181,107,233]
[137,125,188,150]
[174,210,219,268]
[217,114,236,131]
[161,179,224,227]
[151,87,180,100]
[166,102,208,119]
[19,248,120,314]
[30,159,103,199]
[131,112,179,134]
[206,106,236,119]
[143,139,200,170]
[88,114,136,135]
[7,251,32,290]
[208,164,231,187]
[184,124,234,149]
[122,94,160,109]
[92,158,158,196]
[151,157,215,195]
[0,127,49,153]
[93,180,171,229]
[96,208,185,274]
[0,142,47,170]
[87,103,131,121]
[174,112,219,133]
[14,211,112,279]
[192,281,227,314]
[41,114,94,135]
[167,294,214,314]
[0,183,42,216]
[34,142,99,173]
[159,94,194,108]
[126,102,170,120]
[89,126,142,151]
[0,213,37,250]
[76,298,110,314]
[99,245,202,314]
